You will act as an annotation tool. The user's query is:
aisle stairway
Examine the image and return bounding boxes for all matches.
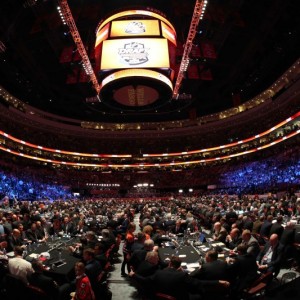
[107,214,141,300]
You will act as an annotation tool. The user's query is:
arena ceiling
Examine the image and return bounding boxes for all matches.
[0,0,299,123]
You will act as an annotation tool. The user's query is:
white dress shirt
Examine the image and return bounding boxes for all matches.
[8,256,33,284]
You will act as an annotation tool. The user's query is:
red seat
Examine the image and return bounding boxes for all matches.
[155,292,177,300]
[26,285,51,300]
[242,271,273,299]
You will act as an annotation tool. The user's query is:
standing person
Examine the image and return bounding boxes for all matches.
[72,262,95,300]
[121,222,136,277]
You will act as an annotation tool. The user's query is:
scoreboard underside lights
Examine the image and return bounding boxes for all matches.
[94,10,177,109]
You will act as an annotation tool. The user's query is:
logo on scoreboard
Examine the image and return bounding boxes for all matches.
[125,21,146,34]
[118,42,149,65]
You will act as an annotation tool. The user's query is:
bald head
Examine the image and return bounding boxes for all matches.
[12,229,20,237]
[269,234,279,247]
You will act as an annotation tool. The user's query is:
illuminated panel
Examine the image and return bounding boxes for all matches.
[0,130,131,158]
[0,130,298,169]
[143,111,300,157]
[100,38,170,70]
[0,112,298,159]
[100,69,173,91]
[97,10,176,34]
[110,20,160,37]
[161,22,177,45]
[95,23,110,47]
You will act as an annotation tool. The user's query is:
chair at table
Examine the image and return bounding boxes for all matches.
[3,273,28,300]
[105,244,115,263]
[26,284,52,300]
[94,268,112,300]
[242,271,273,299]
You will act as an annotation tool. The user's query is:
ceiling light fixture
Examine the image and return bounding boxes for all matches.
[173,0,208,99]
[57,0,100,93]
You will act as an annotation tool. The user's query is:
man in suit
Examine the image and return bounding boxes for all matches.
[135,251,160,277]
[7,229,26,252]
[26,222,41,243]
[225,228,242,250]
[252,215,264,235]
[239,229,260,258]
[190,249,229,281]
[280,222,296,260]
[257,233,284,276]
[212,222,227,243]
[28,260,60,300]
[171,219,185,235]
[129,239,154,271]
[82,248,102,292]
[259,215,273,239]
[61,216,74,235]
[227,244,259,295]
[269,215,284,239]
[0,222,7,242]
[131,232,146,253]
[130,256,229,300]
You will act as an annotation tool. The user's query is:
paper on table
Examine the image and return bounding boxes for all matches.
[29,253,39,259]
[200,247,209,251]
[179,254,186,258]
[186,263,200,268]
[6,251,15,257]
[187,267,195,273]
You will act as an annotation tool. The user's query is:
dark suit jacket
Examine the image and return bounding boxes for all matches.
[259,221,272,238]
[85,259,102,291]
[61,222,74,234]
[227,253,259,291]
[280,228,295,246]
[257,241,284,274]
[129,249,149,270]
[252,220,263,234]
[7,236,24,252]
[136,261,159,277]
[28,272,59,300]
[190,259,229,281]
[226,236,242,250]
[171,225,185,235]
[26,229,39,243]
[134,267,215,300]
[269,223,284,239]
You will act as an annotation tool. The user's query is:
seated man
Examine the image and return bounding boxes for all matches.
[26,223,44,243]
[135,251,161,277]
[212,222,227,243]
[227,244,259,295]
[82,248,102,292]
[237,229,260,258]
[130,256,230,300]
[129,239,154,271]
[61,216,74,235]
[256,233,284,276]
[225,228,241,250]
[28,260,60,299]
[8,246,33,284]
[190,249,229,281]
[7,229,26,252]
